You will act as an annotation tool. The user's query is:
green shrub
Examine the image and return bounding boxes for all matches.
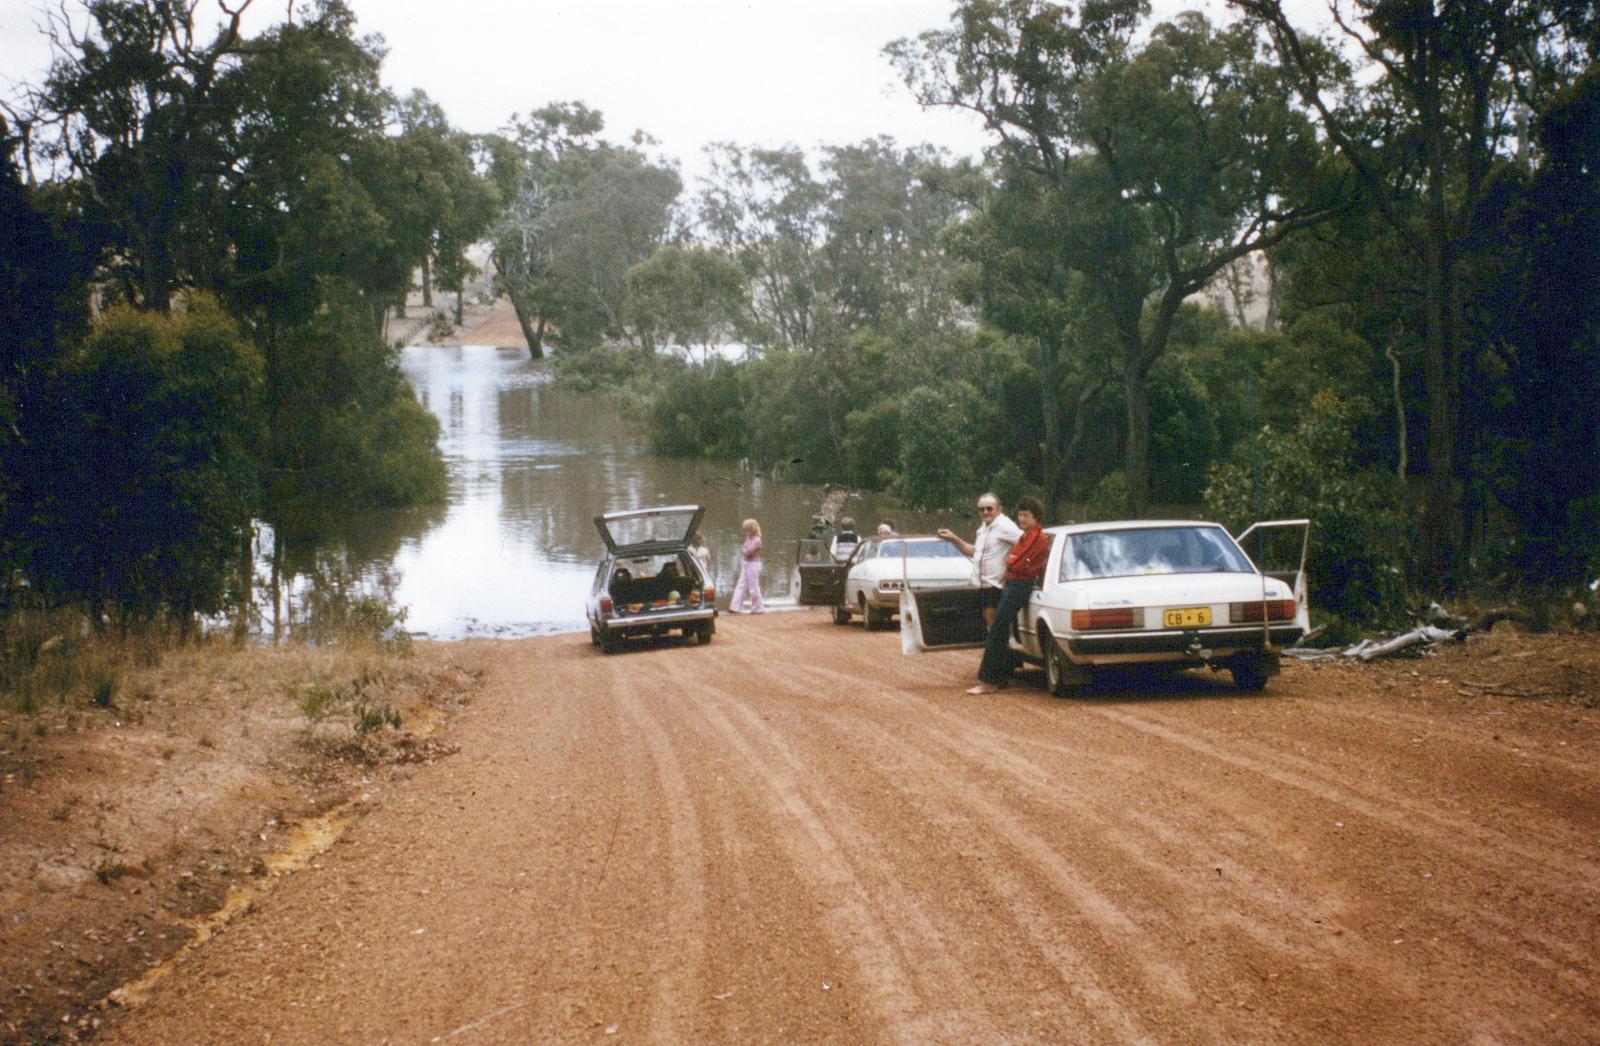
[1205,390,1407,625]
[1086,471,1133,521]
[268,300,445,514]
[988,464,1034,517]
[8,300,263,621]
[895,383,980,510]
[351,700,401,735]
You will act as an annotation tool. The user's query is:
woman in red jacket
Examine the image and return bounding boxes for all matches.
[967,496,1049,694]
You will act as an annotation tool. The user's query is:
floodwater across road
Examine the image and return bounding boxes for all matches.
[268,344,946,640]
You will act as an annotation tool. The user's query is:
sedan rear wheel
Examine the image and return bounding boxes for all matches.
[1231,655,1269,692]
[861,594,886,630]
[832,604,851,625]
[1044,631,1083,698]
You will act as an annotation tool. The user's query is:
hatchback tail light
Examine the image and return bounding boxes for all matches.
[1230,599,1296,623]
[599,594,614,614]
[704,586,715,603]
[1071,607,1145,630]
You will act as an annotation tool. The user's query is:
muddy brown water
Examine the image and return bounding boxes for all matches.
[260,345,957,639]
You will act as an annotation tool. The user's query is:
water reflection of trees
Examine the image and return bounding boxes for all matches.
[247,503,447,643]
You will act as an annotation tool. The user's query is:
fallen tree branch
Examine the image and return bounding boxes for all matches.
[1282,602,1530,664]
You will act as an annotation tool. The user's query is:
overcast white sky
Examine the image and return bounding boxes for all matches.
[1,0,1324,188]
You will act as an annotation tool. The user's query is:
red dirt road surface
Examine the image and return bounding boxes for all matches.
[98,612,1600,1043]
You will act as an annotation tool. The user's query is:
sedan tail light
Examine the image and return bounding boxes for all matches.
[1071,607,1145,630]
[1230,599,1296,623]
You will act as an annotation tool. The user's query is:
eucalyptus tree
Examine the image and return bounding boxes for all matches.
[941,161,1121,513]
[486,102,680,356]
[820,138,972,340]
[34,0,257,310]
[1232,0,1597,581]
[696,139,969,352]
[890,0,1340,512]
[542,147,682,350]
[624,245,748,359]
[389,91,497,320]
[696,143,830,351]
[22,0,449,524]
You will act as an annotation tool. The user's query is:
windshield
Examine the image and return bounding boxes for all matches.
[877,539,967,560]
[1058,526,1253,581]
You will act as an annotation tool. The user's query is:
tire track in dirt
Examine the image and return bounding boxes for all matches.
[670,683,988,1043]
[828,697,1401,1042]
[717,619,1596,1040]
[88,615,1600,1044]
[1039,697,1600,1035]
[677,634,1263,1040]
[1087,704,1600,885]
[616,694,711,1042]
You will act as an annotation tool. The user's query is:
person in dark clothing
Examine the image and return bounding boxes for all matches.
[967,496,1049,694]
[830,517,860,560]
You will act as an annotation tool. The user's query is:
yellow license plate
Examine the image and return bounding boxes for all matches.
[1164,607,1212,628]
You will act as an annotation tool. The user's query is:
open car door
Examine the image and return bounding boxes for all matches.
[899,585,998,654]
[796,538,848,607]
[1235,518,1310,606]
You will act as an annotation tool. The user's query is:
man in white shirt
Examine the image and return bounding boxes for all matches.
[937,493,1023,624]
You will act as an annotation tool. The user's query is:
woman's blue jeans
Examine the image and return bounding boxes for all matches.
[977,578,1034,685]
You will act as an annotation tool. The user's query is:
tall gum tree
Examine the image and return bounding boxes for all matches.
[890,0,1340,512]
[1230,0,1595,582]
[486,103,680,356]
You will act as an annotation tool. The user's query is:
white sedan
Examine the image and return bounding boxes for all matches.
[902,519,1309,693]
[797,535,975,629]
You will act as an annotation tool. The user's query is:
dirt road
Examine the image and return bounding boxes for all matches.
[97,612,1599,1044]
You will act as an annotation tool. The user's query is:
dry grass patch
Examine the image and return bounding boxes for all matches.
[0,630,483,1043]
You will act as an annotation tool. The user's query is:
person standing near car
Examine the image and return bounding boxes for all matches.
[729,518,765,613]
[937,492,1022,625]
[689,534,712,578]
[966,496,1049,695]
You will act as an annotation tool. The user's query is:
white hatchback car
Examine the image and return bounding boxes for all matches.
[902,519,1309,693]
[797,535,974,629]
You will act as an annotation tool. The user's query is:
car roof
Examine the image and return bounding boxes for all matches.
[1044,519,1228,537]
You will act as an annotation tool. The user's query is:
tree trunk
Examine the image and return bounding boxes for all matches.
[1419,43,1464,586]
[1387,345,1408,478]
[455,280,465,326]
[421,255,433,308]
[509,293,544,359]
[1060,376,1110,505]
[1263,253,1281,333]
[1039,337,1064,518]
[1123,378,1150,516]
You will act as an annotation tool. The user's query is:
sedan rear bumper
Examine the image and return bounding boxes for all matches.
[1066,624,1303,662]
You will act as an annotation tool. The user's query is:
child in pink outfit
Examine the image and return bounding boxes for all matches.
[729,518,764,613]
